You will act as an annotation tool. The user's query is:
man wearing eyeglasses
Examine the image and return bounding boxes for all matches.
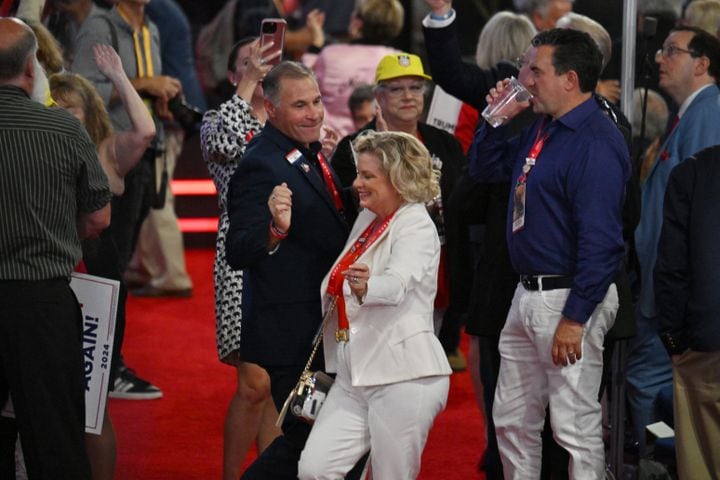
[628,25,720,457]
[331,52,467,372]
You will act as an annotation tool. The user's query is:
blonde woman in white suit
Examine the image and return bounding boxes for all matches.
[298,131,452,479]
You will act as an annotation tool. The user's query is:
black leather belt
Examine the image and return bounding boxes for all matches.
[520,275,573,291]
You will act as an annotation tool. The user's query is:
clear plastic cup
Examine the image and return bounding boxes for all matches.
[481,77,533,128]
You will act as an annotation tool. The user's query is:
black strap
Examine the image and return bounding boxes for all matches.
[99,14,119,52]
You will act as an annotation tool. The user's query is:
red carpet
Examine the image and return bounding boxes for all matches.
[111,248,487,479]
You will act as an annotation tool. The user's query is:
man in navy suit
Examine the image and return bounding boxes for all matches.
[655,145,720,479]
[226,61,355,479]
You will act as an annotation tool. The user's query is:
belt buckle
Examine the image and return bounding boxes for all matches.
[521,275,532,289]
[335,329,349,343]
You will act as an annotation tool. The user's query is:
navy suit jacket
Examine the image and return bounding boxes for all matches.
[655,145,720,354]
[226,122,353,367]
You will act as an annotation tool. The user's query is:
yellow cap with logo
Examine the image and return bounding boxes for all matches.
[375,53,432,83]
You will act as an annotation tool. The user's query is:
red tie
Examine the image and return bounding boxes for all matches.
[664,115,679,139]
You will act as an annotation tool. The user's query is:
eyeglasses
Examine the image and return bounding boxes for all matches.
[514,56,528,69]
[655,45,699,60]
[378,82,426,98]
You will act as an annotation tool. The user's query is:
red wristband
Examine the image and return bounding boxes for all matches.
[269,220,288,239]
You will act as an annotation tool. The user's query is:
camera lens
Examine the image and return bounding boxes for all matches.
[262,22,277,34]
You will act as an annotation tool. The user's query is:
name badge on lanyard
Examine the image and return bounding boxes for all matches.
[512,172,528,233]
[512,121,549,234]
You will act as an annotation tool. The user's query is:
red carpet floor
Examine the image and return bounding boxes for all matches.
[111,248,487,479]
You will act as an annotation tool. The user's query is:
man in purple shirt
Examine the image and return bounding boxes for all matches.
[471,28,630,478]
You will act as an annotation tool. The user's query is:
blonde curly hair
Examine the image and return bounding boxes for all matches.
[352,130,440,203]
[49,72,112,146]
[24,19,65,75]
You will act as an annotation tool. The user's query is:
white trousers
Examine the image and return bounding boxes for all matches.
[298,342,449,480]
[493,283,618,480]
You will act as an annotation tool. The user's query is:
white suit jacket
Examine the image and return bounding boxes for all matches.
[319,202,453,387]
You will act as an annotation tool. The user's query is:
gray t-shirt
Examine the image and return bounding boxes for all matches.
[71,6,163,143]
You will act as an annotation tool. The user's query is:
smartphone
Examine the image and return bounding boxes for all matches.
[260,18,287,67]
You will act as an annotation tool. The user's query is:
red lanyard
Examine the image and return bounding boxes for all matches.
[326,211,396,330]
[518,120,550,183]
[317,153,344,213]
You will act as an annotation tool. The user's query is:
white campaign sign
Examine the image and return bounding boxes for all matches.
[426,85,463,135]
[71,272,119,435]
[0,273,119,435]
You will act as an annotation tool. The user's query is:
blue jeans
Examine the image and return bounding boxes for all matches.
[625,310,672,456]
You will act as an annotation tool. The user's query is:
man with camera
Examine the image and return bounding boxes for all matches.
[125,0,208,302]
[71,0,180,399]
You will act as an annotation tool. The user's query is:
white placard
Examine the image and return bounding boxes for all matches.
[0,273,118,435]
[646,421,675,439]
[426,85,463,135]
[70,273,120,435]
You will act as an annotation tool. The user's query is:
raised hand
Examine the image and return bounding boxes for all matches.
[484,78,530,127]
[93,44,125,83]
[305,8,326,48]
[268,182,293,233]
[247,40,276,83]
[320,125,339,159]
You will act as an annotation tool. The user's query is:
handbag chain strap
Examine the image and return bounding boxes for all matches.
[301,296,338,374]
[275,296,338,427]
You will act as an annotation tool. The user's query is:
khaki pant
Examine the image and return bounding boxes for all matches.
[673,349,720,479]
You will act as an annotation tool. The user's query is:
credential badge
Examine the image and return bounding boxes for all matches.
[285,148,303,165]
